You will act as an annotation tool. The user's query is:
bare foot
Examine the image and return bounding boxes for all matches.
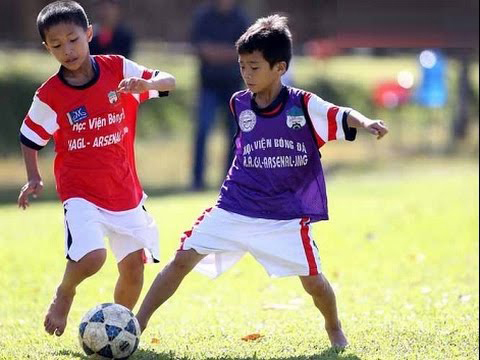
[44,286,75,336]
[326,324,348,351]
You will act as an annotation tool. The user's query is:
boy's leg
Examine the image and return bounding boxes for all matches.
[45,249,106,336]
[299,273,348,349]
[115,249,144,309]
[136,249,205,331]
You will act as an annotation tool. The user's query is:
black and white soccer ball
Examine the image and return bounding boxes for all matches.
[79,303,141,359]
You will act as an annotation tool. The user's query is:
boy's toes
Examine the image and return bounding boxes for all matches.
[332,343,348,353]
[44,319,56,335]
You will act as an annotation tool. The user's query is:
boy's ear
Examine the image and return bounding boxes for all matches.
[86,25,93,42]
[275,61,287,76]
[42,41,51,54]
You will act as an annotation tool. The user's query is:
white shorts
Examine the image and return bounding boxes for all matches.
[179,207,321,278]
[63,197,159,263]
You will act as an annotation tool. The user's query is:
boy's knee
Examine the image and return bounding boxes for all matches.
[77,249,106,277]
[301,274,330,297]
[118,251,145,280]
[170,251,198,274]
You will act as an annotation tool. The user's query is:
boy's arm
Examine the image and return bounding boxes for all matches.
[347,110,388,139]
[18,92,56,209]
[18,144,43,210]
[305,92,389,146]
[117,71,176,94]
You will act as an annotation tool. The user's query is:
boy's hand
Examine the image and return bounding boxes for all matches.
[18,178,43,210]
[117,77,151,94]
[365,120,388,139]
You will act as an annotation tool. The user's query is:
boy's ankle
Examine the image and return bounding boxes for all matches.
[56,285,76,297]
[138,319,147,333]
[325,320,342,331]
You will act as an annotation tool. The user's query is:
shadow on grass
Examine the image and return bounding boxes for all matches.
[134,347,363,359]
[56,349,89,359]
[57,347,362,360]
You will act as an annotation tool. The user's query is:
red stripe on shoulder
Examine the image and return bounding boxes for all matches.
[302,92,312,107]
[302,92,325,148]
[25,117,50,141]
[327,106,339,141]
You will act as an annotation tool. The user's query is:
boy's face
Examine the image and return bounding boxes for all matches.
[238,50,286,94]
[43,23,93,71]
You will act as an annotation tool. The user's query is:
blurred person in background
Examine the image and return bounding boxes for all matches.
[190,0,249,191]
[89,0,134,58]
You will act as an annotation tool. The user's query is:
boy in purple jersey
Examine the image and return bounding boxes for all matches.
[137,15,388,350]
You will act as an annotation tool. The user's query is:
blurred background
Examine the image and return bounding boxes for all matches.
[0,0,478,201]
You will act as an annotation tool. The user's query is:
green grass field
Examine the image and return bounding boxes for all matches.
[0,159,478,359]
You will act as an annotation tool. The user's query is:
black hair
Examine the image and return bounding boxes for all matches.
[236,14,292,70]
[37,1,89,42]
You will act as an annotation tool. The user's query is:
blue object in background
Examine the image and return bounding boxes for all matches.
[415,49,447,107]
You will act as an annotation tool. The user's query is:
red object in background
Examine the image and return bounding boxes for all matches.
[373,81,411,108]
[98,28,114,47]
[304,38,341,59]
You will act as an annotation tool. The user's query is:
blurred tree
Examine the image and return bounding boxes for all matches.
[0,75,39,155]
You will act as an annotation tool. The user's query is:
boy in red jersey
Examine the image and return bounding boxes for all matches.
[17,0,175,336]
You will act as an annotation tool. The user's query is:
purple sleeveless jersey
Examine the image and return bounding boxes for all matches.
[217,86,356,222]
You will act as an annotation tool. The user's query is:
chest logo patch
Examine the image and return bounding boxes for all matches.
[67,106,88,125]
[238,110,257,132]
[108,91,119,104]
[286,106,306,130]
[287,115,306,130]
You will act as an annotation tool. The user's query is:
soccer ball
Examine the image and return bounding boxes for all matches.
[78,303,141,359]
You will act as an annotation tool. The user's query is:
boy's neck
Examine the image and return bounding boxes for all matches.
[254,81,283,109]
[61,56,96,87]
